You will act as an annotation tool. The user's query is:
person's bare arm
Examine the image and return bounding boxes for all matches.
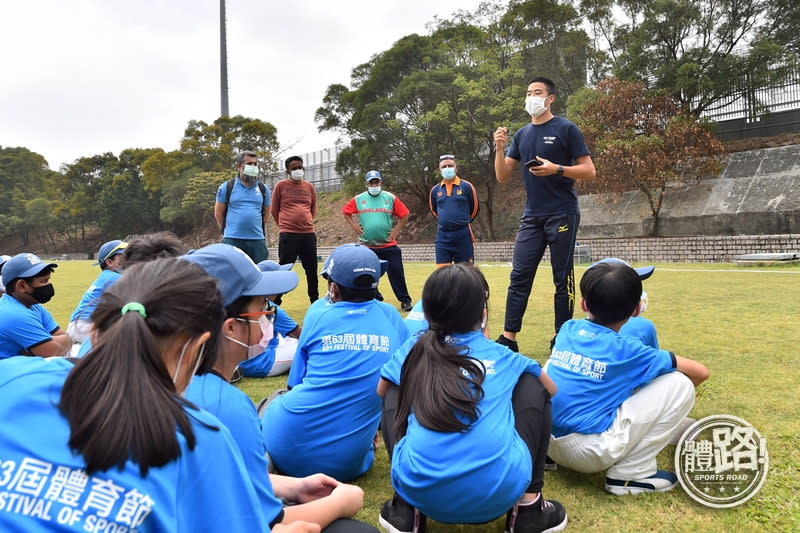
[675,355,709,387]
[529,153,596,180]
[29,334,72,357]
[343,214,362,237]
[388,215,407,242]
[214,202,226,232]
[273,474,363,529]
[377,377,391,398]
[539,370,558,397]
[493,127,519,183]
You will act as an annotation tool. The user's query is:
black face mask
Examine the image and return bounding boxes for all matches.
[30,283,55,304]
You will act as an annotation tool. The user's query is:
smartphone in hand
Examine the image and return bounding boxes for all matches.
[524,158,543,168]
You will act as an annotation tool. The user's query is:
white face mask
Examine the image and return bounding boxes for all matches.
[228,315,274,360]
[289,169,304,181]
[367,186,381,196]
[525,95,548,118]
[172,338,205,394]
[242,164,259,177]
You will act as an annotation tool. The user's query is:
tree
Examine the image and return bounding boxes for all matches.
[316,0,589,239]
[0,146,55,241]
[181,171,229,227]
[580,0,795,116]
[758,0,800,56]
[180,115,280,175]
[569,78,725,234]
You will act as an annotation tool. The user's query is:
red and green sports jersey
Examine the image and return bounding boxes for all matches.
[342,190,409,247]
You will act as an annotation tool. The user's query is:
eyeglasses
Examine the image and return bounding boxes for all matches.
[102,242,128,262]
[237,300,277,323]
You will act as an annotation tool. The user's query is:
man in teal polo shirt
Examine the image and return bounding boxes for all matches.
[342,170,413,312]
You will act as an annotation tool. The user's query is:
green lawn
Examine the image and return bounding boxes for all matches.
[47,260,800,532]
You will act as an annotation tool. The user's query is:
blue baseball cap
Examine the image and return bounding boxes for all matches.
[183,244,298,305]
[257,260,293,272]
[589,258,654,280]
[1,253,58,287]
[365,170,382,182]
[321,243,388,289]
[93,240,128,265]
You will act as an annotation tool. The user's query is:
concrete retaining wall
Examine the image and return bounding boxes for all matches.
[270,233,800,265]
[577,144,800,238]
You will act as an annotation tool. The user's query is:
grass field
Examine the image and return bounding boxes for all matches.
[46,259,800,532]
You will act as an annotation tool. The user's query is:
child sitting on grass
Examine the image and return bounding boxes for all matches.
[545,258,709,495]
[378,263,566,533]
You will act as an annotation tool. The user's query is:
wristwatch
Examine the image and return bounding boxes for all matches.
[556,165,564,176]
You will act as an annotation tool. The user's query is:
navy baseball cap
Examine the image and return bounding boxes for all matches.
[365,170,382,182]
[321,243,388,289]
[588,258,654,280]
[183,244,298,305]
[2,253,58,287]
[93,240,128,265]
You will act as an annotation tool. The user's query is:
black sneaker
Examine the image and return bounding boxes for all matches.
[605,470,679,495]
[505,496,567,533]
[544,456,558,472]
[378,494,427,533]
[229,367,243,384]
[401,301,413,312]
[496,334,519,353]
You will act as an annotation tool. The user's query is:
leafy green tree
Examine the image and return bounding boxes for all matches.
[580,0,795,116]
[180,115,280,175]
[0,146,62,244]
[181,171,230,227]
[569,78,726,234]
[758,0,800,56]
[56,153,118,243]
[23,197,58,249]
[316,0,589,238]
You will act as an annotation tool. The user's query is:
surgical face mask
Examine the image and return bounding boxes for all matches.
[229,315,274,359]
[367,186,381,196]
[440,167,456,180]
[242,164,259,177]
[289,169,304,181]
[525,95,547,117]
[30,283,55,304]
[173,338,206,393]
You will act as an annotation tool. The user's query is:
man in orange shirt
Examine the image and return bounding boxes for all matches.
[271,155,318,304]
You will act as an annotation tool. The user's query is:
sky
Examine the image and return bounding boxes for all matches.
[0,0,487,171]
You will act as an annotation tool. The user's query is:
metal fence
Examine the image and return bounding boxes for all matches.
[701,64,800,123]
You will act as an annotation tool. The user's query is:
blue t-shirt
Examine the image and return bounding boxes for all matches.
[0,294,60,359]
[185,373,284,527]
[545,319,676,437]
[261,299,410,481]
[403,300,428,337]
[69,269,121,322]
[238,304,298,378]
[381,331,542,524]
[506,116,591,216]
[216,177,270,240]
[0,356,267,532]
[619,316,659,349]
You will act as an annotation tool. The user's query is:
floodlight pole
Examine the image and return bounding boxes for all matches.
[220,0,229,117]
